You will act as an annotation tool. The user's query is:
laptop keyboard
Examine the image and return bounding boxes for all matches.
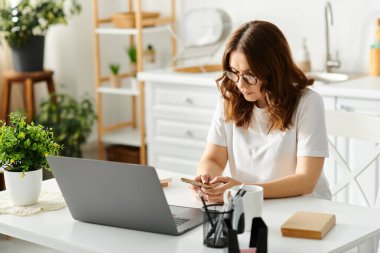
[174,217,190,226]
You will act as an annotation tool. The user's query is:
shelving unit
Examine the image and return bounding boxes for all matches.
[92,0,176,164]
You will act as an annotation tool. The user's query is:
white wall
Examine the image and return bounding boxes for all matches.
[180,0,380,72]
[43,0,380,143]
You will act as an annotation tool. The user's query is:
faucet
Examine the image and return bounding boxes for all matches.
[324,1,341,72]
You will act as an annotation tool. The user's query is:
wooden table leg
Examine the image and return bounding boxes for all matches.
[46,76,56,94]
[25,78,34,122]
[46,76,57,103]
[1,79,11,123]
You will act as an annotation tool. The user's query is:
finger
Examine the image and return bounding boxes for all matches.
[201,174,211,184]
[210,176,231,184]
[202,183,228,195]
[204,193,224,203]
[189,182,200,189]
[194,175,202,181]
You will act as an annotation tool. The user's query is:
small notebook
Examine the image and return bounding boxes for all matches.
[281,211,336,240]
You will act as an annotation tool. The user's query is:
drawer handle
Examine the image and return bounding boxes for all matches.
[339,104,354,112]
[185,130,194,138]
[183,97,193,104]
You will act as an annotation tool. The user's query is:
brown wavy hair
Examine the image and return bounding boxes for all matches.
[216,20,314,132]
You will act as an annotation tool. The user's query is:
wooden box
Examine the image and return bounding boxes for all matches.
[281,211,336,240]
[106,145,141,164]
[112,12,160,29]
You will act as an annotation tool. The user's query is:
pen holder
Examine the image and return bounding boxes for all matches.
[202,204,234,248]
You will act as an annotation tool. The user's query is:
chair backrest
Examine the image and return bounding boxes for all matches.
[325,110,380,208]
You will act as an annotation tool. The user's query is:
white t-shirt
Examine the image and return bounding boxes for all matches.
[207,89,331,200]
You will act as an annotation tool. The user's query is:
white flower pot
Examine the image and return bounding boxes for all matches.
[4,168,42,206]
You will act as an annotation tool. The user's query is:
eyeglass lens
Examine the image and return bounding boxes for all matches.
[225,71,256,85]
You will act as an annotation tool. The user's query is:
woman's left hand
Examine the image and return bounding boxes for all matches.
[201,176,242,203]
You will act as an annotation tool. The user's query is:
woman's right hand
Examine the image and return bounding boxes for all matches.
[189,174,212,200]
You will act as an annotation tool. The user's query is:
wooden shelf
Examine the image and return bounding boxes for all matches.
[95,25,171,35]
[97,86,139,96]
[93,0,176,164]
[102,128,142,147]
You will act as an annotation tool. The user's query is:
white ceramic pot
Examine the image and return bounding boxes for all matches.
[4,168,42,206]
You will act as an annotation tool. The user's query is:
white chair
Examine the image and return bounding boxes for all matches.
[325,110,380,253]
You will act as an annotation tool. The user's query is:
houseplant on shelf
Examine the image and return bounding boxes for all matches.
[0,0,81,72]
[0,112,61,206]
[35,92,97,158]
[109,63,121,88]
[126,45,137,75]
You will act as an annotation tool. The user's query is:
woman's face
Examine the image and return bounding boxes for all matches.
[229,51,266,106]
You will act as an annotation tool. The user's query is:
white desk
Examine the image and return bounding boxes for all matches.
[1,170,380,253]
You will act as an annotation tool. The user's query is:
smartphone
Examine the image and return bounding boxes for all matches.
[180,177,212,189]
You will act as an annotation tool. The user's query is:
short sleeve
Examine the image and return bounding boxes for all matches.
[296,90,329,157]
[206,96,227,147]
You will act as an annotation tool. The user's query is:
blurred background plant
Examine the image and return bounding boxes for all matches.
[35,92,97,158]
[0,0,81,47]
[126,45,137,64]
[109,63,120,75]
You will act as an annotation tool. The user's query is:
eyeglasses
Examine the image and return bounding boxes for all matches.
[224,71,257,86]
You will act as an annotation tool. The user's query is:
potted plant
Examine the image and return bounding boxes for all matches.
[126,45,137,75]
[109,63,121,88]
[35,92,97,158]
[0,112,61,206]
[0,0,81,72]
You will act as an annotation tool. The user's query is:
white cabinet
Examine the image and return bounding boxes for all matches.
[144,77,219,174]
[142,72,380,201]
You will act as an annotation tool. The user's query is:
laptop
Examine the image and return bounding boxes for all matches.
[46,156,203,235]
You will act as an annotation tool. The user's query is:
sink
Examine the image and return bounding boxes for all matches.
[305,72,350,83]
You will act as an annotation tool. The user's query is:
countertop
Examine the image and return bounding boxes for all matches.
[313,76,380,100]
[138,69,380,100]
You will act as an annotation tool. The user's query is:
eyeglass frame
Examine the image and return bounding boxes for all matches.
[224,70,258,86]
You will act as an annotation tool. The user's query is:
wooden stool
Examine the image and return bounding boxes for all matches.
[1,70,55,123]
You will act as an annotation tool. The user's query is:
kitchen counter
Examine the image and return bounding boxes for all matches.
[139,68,219,86]
[139,68,380,100]
[313,76,380,100]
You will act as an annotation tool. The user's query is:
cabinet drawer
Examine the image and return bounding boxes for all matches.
[337,98,380,116]
[148,108,214,125]
[148,144,204,174]
[153,119,209,147]
[151,83,218,110]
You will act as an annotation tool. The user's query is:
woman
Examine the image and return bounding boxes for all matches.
[190,20,331,203]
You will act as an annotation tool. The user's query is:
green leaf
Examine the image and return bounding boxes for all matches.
[0,0,82,46]
[35,92,97,158]
[0,112,62,172]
